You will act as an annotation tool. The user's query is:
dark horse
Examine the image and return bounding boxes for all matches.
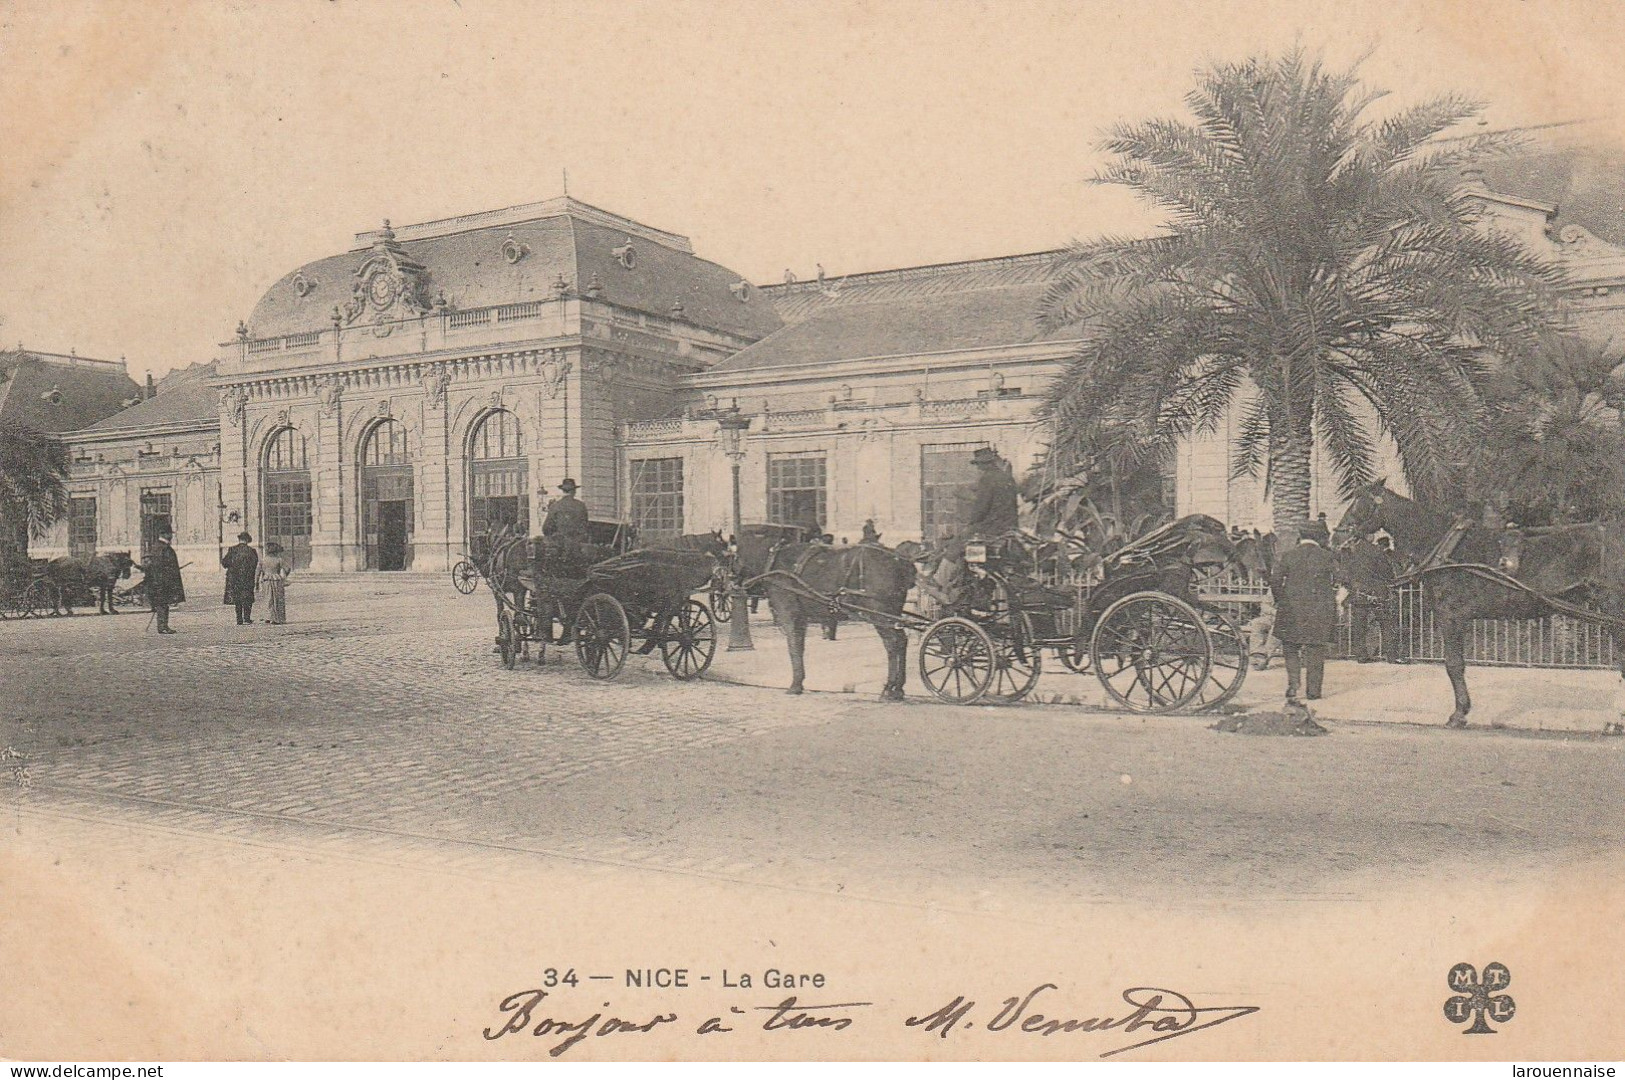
[741,540,916,700]
[1339,481,1625,727]
[45,551,137,615]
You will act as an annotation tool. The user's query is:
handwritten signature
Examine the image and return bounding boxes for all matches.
[907,984,1260,1058]
[482,984,1256,1058]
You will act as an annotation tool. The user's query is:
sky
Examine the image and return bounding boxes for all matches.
[2,0,1623,378]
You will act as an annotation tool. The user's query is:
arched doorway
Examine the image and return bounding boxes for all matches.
[468,409,529,542]
[361,419,413,570]
[262,427,313,569]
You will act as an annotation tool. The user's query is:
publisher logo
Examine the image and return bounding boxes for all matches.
[1444,961,1514,1035]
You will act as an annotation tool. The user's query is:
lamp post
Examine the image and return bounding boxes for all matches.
[718,412,754,651]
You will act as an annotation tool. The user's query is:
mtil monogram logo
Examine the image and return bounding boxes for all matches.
[1444,962,1515,1034]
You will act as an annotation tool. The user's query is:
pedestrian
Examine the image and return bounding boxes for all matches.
[1246,595,1281,670]
[258,541,290,625]
[1341,532,1408,663]
[142,525,186,634]
[1270,520,1338,704]
[222,531,260,625]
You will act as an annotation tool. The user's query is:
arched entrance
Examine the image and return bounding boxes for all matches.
[262,427,312,569]
[361,419,413,570]
[468,409,529,541]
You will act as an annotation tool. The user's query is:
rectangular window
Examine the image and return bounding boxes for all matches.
[139,490,173,563]
[630,458,684,540]
[921,442,989,543]
[68,497,98,558]
[767,451,827,532]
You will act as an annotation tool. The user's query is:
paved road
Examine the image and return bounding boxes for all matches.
[2,579,1620,908]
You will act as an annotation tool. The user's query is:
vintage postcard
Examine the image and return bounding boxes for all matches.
[1,0,1623,1065]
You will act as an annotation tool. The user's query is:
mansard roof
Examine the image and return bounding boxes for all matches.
[0,350,139,433]
[1479,136,1625,248]
[79,361,219,434]
[714,252,1071,372]
[245,197,783,342]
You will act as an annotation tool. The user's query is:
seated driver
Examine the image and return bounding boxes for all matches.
[925,446,1020,606]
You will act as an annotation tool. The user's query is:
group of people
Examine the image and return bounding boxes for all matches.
[1251,518,1409,707]
[135,527,292,634]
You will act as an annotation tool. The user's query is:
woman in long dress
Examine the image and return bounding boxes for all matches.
[259,541,290,624]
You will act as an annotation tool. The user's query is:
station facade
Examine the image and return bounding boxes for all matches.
[36,158,1625,571]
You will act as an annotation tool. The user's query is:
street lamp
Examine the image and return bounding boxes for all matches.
[717,412,754,652]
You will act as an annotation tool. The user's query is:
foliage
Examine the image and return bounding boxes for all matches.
[1470,334,1625,525]
[1037,49,1564,528]
[0,424,70,553]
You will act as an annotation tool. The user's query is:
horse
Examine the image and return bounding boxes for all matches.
[1339,480,1625,727]
[44,551,136,615]
[740,539,916,700]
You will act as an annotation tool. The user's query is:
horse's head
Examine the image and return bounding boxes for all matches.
[109,551,135,579]
[1339,479,1399,539]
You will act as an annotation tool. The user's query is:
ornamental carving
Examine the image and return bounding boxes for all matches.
[612,239,636,269]
[1555,224,1625,258]
[541,356,572,400]
[276,407,292,428]
[343,221,431,327]
[500,233,529,265]
[730,279,752,302]
[377,397,393,418]
[421,365,451,409]
[316,375,344,416]
[219,386,249,427]
[291,272,318,298]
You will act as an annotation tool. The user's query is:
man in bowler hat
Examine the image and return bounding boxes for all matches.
[542,478,590,544]
[143,525,186,634]
[222,531,260,625]
[1270,520,1338,704]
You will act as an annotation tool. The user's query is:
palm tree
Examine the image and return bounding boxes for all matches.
[0,425,69,564]
[1474,333,1625,525]
[1038,50,1564,529]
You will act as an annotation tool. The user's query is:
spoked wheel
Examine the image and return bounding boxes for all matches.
[1090,591,1212,714]
[986,612,1043,702]
[1185,609,1250,712]
[496,609,518,669]
[918,616,997,704]
[1058,622,1093,673]
[24,579,58,618]
[709,583,733,624]
[452,560,481,595]
[575,593,631,680]
[0,586,25,620]
[660,599,717,680]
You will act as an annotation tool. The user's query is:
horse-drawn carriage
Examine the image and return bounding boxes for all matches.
[743,514,1248,712]
[0,551,142,619]
[485,521,720,681]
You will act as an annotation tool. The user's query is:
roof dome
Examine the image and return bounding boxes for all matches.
[245,197,782,342]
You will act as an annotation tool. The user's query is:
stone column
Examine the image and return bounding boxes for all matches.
[418,387,452,572]
[309,379,348,572]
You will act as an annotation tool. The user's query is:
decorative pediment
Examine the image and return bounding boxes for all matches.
[1554,224,1625,261]
[343,221,431,328]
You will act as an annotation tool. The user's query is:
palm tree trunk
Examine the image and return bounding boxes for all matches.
[1271,428,1313,527]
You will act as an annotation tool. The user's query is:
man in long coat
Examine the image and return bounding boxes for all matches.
[1341,533,1407,664]
[927,447,1021,604]
[1270,523,1338,703]
[222,531,260,625]
[143,525,186,634]
[541,479,589,544]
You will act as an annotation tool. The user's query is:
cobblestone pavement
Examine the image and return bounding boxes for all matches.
[2,581,1623,908]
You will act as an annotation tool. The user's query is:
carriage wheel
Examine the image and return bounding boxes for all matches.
[918,617,997,705]
[575,593,631,680]
[1184,610,1250,712]
[1090,591,1212,714]
[496,609,518,669]
[660,599,717,680]
[24,580,58,618]
[0,586,24,620]
[709,584,732,624]
[987,611,1043,702]
[452,560,481,595]
[1058,622,1093,673]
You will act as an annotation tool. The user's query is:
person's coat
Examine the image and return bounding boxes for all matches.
[143,541,186,606]
[1270,540,1338,645]
[221,543,259,604]
[541,494,590,543]
[957,466,1020,539]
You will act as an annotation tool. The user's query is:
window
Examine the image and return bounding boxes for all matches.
[630,458,684,540]
[68,497,97,558]
[469,410,529,538]
[921,442,988,543]
[363,419,410,465]
[263,428,313,568]
[265,427,308,471]
[767,452,826,531]
[139,490,172,563]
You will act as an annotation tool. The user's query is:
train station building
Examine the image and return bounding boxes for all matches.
[32,141,1625,572]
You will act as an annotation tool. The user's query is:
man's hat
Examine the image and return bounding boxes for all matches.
[970,447,1000,465]
[238,531,253,542]
[558,478,579,492]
